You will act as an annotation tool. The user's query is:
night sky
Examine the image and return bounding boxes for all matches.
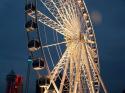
[0,0,125,93]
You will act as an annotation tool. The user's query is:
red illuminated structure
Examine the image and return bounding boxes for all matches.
[6,70,23,93]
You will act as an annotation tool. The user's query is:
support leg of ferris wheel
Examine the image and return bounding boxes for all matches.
[73,44,81,93]
[77,44,84,93]
[51,80,60,93]
[49,47,71,93]
[59,59,69,93]
[81,43,95,93]
[86,48,108,93]
[69,50,75,93]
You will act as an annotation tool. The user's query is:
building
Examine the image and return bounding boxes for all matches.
[6,70,23,93]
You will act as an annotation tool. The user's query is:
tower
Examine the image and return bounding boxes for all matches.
[6,70,23,93]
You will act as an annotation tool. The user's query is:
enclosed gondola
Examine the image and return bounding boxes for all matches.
[39,77,50,87]
[25,3,36,14]
[32,58,45,70]
[25,20,37,32]
[28,40,41,52]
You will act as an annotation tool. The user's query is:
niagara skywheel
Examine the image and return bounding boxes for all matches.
[24,0,107,93]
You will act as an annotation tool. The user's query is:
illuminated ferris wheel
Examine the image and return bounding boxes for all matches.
[24,0,107,93]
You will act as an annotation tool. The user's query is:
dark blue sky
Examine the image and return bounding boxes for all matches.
[0,0,125,93]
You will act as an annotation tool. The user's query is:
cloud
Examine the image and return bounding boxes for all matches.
[90,10,102,25]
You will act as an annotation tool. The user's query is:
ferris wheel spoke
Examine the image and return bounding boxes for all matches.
[40,0,64,25]
[80,43,95,93]
[86,46,108,93]
[52,0,78,23]
[81,65,93,92]
[73,44,82,93]
[86,45,99,71]
[89,59,107,93]
[59,59,69,93]
[51,80,60,93]
[63,1,85,37]
[28,11,72,38]
[85,42,104,92]
[42,41,67,48]
[84,57,100,92]
[69,52,75,93]
[50,42,77,80]
[52,0,73,24]
[52,0,73,23]
[73,0,83,19]
[40,0,79,37]
[50,47,69,80]
[62,42,81,93]
[65,0,78,19]
[40,0,73,27]
[40,0,72,31]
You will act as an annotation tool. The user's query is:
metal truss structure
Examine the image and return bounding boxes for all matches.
[24,0,107,93]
